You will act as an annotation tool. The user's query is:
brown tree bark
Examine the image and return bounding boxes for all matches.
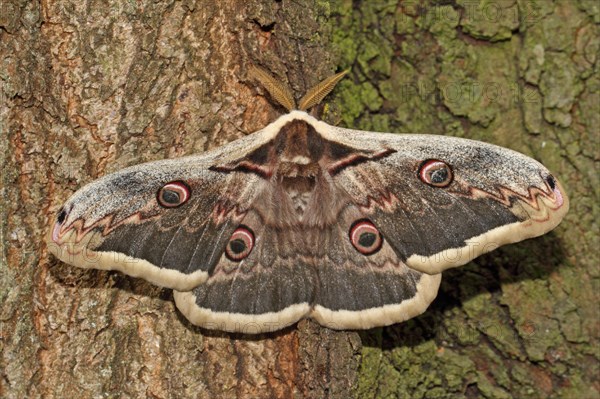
[1,1,359,398]
[1,0,597,398]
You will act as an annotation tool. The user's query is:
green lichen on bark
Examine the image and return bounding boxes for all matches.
[329,0,599,397]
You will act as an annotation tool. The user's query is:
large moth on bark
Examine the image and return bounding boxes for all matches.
[48,68,569,333]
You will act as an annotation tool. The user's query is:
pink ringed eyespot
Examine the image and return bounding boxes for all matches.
[157,181,191,208]
[225,226,255,261]
[349,219,383,255]
[419,160,453,187]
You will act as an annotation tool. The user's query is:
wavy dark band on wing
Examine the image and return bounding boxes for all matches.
[190,256,316,315]
[96,217,238,275]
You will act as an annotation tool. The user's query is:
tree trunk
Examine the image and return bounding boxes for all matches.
[1,0,597,398]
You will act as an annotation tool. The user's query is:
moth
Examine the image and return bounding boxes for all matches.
[48,67,569,334]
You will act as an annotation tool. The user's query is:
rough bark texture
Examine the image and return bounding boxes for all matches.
[1,0,597,398]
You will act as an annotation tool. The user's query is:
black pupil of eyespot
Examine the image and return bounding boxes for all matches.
[229,238,247,254]
[546,175,556,190]
[358,232,376,247]
[57,209,67,224]
[162,189,181,204]
[430,167,448,183]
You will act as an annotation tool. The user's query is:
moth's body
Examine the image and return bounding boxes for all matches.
[224,119,343,226]
[48,73,569,334]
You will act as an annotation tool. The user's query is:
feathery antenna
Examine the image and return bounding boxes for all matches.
[249,66,350,112]
[248,65,296,112]
[298,69,349,111]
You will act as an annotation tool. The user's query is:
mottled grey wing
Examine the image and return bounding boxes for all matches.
[47,129,275,292]
[319,124,569,274]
